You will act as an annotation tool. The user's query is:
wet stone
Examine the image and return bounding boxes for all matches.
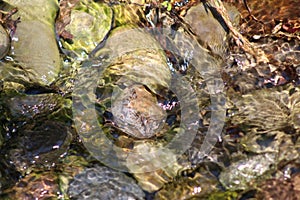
[3,0,61,85]
[4,93,71,124]
[112,84,166,138]
[239,131,299,163]
[228,88,291,131]
[61,0,113,60]
[67,165,145,200]
[6,120,72,173]
[0,25,10,59]
[184,2,231,57]
[57,154,90,198]
[6,170,60,200]
[219,153,276,190]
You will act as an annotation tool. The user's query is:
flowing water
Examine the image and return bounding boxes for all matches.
[0,0,299,199]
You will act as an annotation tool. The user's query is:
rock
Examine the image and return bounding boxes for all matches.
[3,0,61,85]
[184,3,229,57]
[67,165,145,200]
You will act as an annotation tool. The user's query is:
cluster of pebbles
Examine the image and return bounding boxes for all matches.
[0,0,299,199]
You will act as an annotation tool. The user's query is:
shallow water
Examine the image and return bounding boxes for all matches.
[0,0,299,199]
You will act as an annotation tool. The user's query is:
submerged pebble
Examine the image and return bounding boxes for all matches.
[6,120,72,173]
[3,0,61,85]
[228,86,300,131]
[6,170,60,200]
[62,0,113,60]
[67,165,145,200]
[219,153,276,190]
[112,84,166,139]
[184,3,229,57]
